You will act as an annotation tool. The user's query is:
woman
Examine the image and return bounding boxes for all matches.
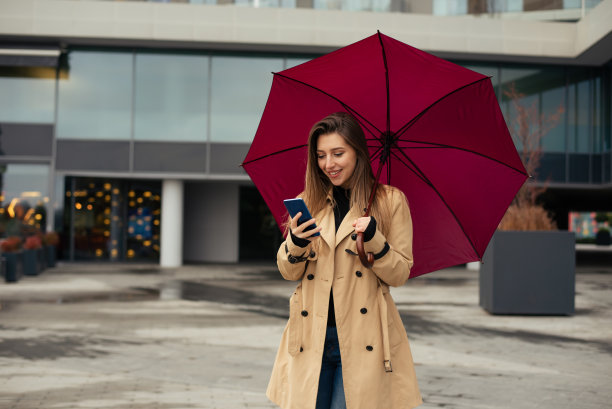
[267,112,422,409]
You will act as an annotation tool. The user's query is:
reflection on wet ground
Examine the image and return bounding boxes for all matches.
[157,280,289,319]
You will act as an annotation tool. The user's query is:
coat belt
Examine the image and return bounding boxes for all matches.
[377,279,393,373]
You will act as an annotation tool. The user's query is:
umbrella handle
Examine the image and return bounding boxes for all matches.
[356,232,374,268]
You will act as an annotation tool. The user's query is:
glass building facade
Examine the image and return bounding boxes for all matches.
[1,46,610,261]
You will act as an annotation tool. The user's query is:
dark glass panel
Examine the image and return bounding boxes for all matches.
[134,142,207,173]
[56,141,130,171]
[568,153,590,183]
[538,153,566,183]
[592,154,602,184]
[568,68,591,153]
[0,123,53,157]
[210,143,250,174]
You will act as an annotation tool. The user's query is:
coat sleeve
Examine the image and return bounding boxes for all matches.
[276,231,313,281]
[363,189,414,287]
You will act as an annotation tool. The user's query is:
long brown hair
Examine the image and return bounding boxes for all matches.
[299,112,391,236]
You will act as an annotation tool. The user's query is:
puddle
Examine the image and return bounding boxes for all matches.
[157,280,289,319]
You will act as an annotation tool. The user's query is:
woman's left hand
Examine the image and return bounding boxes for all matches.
[352,216,371,233]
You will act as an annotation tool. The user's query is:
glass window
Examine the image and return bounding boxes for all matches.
[210,56,283,143]
[0,67,55,124]
[568,69,591,153]
[501,66,566,154]
[134,53,209,142]
[0,164,50,237]
[285,57,312,70]
[433,0,467,15]
[57,51,133,140]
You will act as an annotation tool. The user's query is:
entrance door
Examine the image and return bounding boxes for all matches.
[64,177,161,261]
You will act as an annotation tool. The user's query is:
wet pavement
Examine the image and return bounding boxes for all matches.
[0,260,611,409]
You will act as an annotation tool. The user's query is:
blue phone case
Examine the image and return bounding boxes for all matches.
[283,198,320,236]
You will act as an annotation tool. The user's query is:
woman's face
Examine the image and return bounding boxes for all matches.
[316,132,357,188]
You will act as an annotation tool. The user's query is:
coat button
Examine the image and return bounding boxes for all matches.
[301,310,308,317]
[300,347,304,352]
[360,308,368,314]
[307,274,314,280]
[351,233,357,240]
[355,271,362,277]
[310,250,316,258]
[366,345,373,351]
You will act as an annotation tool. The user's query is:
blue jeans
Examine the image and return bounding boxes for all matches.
[315,326,347,409]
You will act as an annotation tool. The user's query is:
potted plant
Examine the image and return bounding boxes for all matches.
[1,236,23,283]
[43,231,59,268]
[23,235,43,276]
[480,83,574,315]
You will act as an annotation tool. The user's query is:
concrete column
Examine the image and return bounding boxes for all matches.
[160,179,184,268]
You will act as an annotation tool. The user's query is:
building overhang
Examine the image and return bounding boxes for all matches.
[0,0,611,65]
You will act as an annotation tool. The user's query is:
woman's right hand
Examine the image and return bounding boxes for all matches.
[290,212,322,241]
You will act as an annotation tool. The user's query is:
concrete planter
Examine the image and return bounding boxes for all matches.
[23,249,40,276]
[3,252,23,283]
[479,230,575,315]
[45,245,56,268]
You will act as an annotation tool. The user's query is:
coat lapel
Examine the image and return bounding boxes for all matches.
[335,206,361,246]
[316,204,336,250]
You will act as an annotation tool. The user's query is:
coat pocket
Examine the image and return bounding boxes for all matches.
[287,284,303,357]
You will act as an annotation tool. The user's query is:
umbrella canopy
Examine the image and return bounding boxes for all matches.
[242,32,527,278]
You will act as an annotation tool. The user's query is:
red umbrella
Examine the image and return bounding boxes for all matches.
[242,31,527,278]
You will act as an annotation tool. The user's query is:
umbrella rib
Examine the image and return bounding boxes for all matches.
[273,72,384,141]
[377,30,391,135]
[393,76,491,140]
[395,140,528,177]
[241,144,307,166]
[390,148,482,260]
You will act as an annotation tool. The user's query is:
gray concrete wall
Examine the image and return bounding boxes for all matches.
[1,0,611,64]
[183,181,239,263]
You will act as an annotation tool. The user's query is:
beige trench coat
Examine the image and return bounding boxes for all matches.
[267,185,422,409]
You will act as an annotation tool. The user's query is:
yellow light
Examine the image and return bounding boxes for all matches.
[153,220,160,226]
[95,249,103,257]
[153,245,160,252]
[111,249,118,257]
[87,204,93,210]
[24,208,35,221]
[75,190,88,197]
[104,195,110,202]
[137,220,143,225]
[104,183,111,191]
[154,195,161,201]
[136,235,142,240]
[111,201,118,207]
[127,249,135,258]
[7,198,19,218]
[144,191,152,198]
[66,191,72,197]
[104,230,110,237]
[104,208,110,215]
[0,208,4,214]
[75,203,82,210]
[137,197,143,204]
[43,197,50,203]
[88,197,95,203]
[112,188,120,195]
[153,209,161,215]
[96,191,103,198]
[128,227,134,234]
[128,191,135,198]
[153,235,159,240]
[143,240,151,247]
[104,219,110,225]
[35,214,42,220]
[129,201,135,207]
[144,216,152,222]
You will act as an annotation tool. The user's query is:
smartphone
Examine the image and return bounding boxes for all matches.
[283,198,320,237]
